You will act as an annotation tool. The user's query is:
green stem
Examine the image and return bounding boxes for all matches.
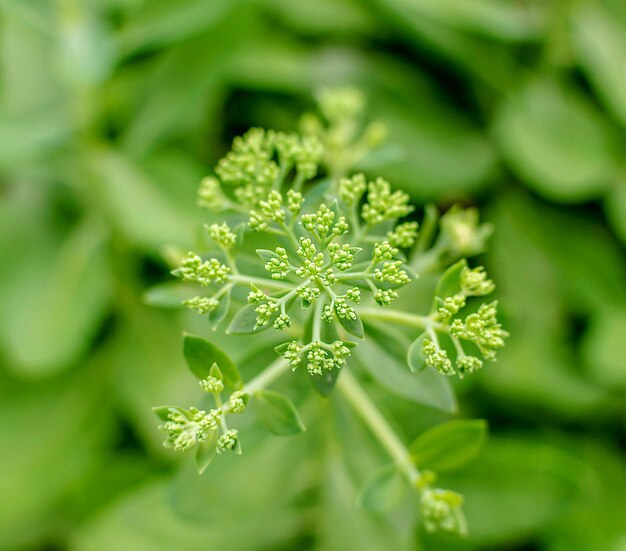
[358,307,440,330]
[312,296,324,341]
[243,358,290,394]
[230,275,292,291]
[337,369,420,485]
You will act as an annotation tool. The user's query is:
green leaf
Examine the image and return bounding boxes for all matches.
[433,258,466,301]
[231,223,246,255]
[407,332,426,372]
[208,290,231,329]
[572,2,626,128]
[409,419,487,472]
[337,312,364,339]
[88,148,194,250]
[0,219,113,376]
[182,334,241,389]
[308,367,341,397]
[152,406,176,422]
[227,303,274,335]
[256,249,282,264]
[253,390,305,436]
[582,308,626,390]
[119,0,240,53]
[356,325,457,413]
[143,282,199,308]
[358,465,406,512]
[605,181,626,244]
[196,432,218,474]
[493,77,616,202]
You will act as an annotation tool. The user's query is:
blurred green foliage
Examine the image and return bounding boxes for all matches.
[0,1,625,550]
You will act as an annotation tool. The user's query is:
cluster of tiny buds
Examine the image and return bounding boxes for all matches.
[208,223,236,250]
[160,407,222,452]
[217,429,239,454]
[278,340,353,375]
[199,375,224,394]
[420,488,467,536]
[387,221,419,248]
[176,253,230,286]
[450,302,508,361]
[183,296,220,314]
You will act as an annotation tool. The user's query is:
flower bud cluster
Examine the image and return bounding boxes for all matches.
[301,204,349,241]
[278,340,353,375]
[183,296,220,314]
[159,364,248,457]
[440,205,493,257]
[420,489,467,536]
[387,221,419,248]
[176,253,230,286]
[208,223,236,250]
[160,407,221,452]
[362,178,414,225]
[460,265,495,296]
[450,302,509,361]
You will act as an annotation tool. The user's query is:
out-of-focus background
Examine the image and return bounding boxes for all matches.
[1,1,625,550]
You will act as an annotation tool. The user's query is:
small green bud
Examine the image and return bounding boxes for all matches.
[346,287,361,303]
[207,223,236,250]
[373,241,398,261]
[460,266,495,296]
[199,376,224,394]
[183,296,220,314]
[362,177,414,225]
[247,284,266,304]
[255,300,279,327]
[435,294,466,322]
[217,429,239,454]
[374,261,411,286]
[387,221,419,248]
[273,313,291,330]
[287,189,304,215]
[281,341,303,369]
[456,356,483,375]
[264,247,291,280]
[198,177,226,211]
[334,297,357,320]
[339,174,366,205]
[227,391,248,413]
[422,339,454,375]
[328,242,360,271]
[440,205,493,256]
[177,254,230,286]
[374,288,399,306]
[420,489,467,536]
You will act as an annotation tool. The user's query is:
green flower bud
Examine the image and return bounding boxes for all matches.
[362,177,414,225]
[199,376,224,394]
[217,429,239,454]
[387,221,419,248]
[420,489,467,536]
[207,223,236,250]
[183,296,220,314]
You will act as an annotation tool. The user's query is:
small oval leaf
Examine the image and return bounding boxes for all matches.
[409,419,488,472]
[338,312,364,339]
[196,432,218,474]
[208,290,231,329]
[407,332,427,372]
[183,334,241,388]
[253,389,305,436]
[358,465,406,513]
[432,259,467,305]
[308,367,341,397]
[227,303,273,335]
